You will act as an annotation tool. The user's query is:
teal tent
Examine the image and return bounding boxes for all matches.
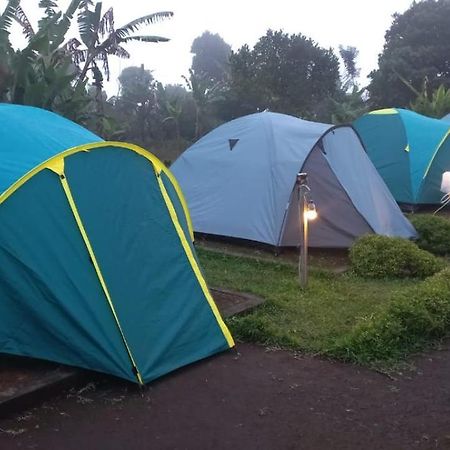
[443,113,450,123]
[0,104,233,384]
[354,108,450,205]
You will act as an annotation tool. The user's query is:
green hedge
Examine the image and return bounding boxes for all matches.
[349,235,444,279]
[331,268,450,363]
[409,214,450,256]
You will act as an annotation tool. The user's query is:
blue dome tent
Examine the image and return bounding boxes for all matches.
[171,112,416,248]
[354,109,450,205]
[0,104,233,384]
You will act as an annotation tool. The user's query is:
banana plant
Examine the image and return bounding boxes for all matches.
[396,70,450,118]
[183,69,225,139]
[1,0,84,107]
[70,2,173,87]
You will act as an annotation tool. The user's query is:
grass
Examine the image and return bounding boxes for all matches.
[197,247,417,355]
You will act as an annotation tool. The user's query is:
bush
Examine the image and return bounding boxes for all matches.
[349,235,445,279]
[331,268,450,363]
[409,214,450,255]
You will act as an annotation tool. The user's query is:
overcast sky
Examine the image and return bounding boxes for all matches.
[14,0,414,95]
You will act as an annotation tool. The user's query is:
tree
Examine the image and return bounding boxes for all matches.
[328,45,368,124]
[339,45,360,92]
[368,0,450,108]
[191,31,231,84]
[330,87,368,124]
[69,3,173,89]
[397,74,450,118]
[156,83,196,141]
[113,65,159,145]
[227,30,340,120]
[183,69,225,139]
[0,0,90,119]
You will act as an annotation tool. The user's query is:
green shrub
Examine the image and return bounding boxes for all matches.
[409,214,450,255]
[332,268,450,363]
[349,235,445,279]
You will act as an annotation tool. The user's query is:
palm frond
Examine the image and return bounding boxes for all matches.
[79,1,94,9]
[48,0,82,50]
[66,38,87,66]
[0,0,21,35]
[94,51,109,80]
[99,7,114,37]
[64,0,83,19]
[38,0,58,17]
[120,35,169,43]
[58,0,82,32]
[115,11,173,39]
[109,45,129,59]
[77,1,102,48]
[90,61,104,87]
[66,37,82,51]
[13,5,35,40]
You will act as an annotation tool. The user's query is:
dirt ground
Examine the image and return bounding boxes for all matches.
[1,343,450,450]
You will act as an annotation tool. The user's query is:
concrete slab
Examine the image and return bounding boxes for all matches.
[211,287,265,317]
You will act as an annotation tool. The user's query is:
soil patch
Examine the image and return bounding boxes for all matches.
[1,343,450,449]
[0,288,263,412]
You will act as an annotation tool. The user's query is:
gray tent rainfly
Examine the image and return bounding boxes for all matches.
[171,112,417,248]
[443,113,450,123]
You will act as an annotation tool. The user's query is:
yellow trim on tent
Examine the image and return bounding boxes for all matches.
[156,172,235,348]
[423,129,450,178]
[0,141,194,241]
[369,108,398,115]
[49,161,144,385]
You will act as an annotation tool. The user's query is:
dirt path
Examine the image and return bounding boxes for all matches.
[1,343,450,450]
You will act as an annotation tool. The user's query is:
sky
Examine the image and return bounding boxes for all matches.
[14,0,415,95]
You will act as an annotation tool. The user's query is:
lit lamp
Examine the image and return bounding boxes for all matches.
[297,172,318,288]
[434,171,450,214]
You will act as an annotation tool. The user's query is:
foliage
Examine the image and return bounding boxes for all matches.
[339,45,360,93]
[409,214,450,256]
[349,235,444,279]
[395,70,450,117]
[330,86,368,124]
[191,31,231,85]
[110,65,160,145]
[197,246,416,354]
[156,83,196,141]
[332,268,450,364]
[0,0,85,111]
[410,83,450,118]
[368,0,450,108]
[0,1,174,137]
[183,69,225,138]
[70,3,173,87]
[227,30,340,120]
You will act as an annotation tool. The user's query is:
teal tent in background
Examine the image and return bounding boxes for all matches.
[354,108,450,205]
[0,104,233,384]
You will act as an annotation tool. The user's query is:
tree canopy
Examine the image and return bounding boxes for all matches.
[227,30,340,120]
[191,31,231,84]
[368,0,450,108]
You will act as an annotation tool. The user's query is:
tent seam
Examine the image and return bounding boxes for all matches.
[155,171,234,348]
[0,141,194,242]
[56,167,144,385]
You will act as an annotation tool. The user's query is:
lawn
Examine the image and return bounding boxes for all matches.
[197,246,417,355]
